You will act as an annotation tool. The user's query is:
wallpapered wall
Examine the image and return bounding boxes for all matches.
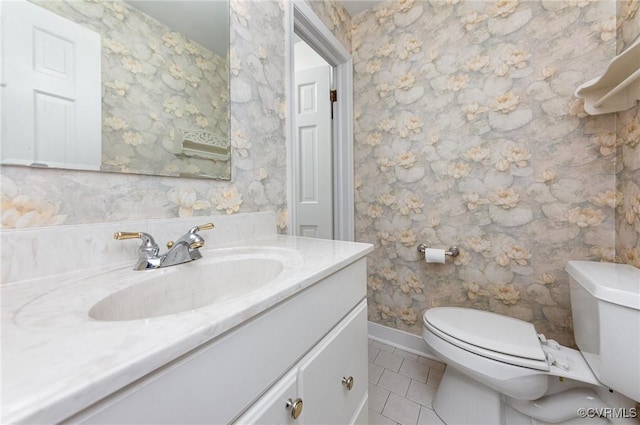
[1,0,638,346]
[1,0,291,229]
[616,2,640,269]
[617,103,640,265]
[352,0,639,346]
[306,0,352,52]
[32,0,230,178]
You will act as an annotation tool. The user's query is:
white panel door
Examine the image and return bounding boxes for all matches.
[295,65,333,239]
[1,0,101,170]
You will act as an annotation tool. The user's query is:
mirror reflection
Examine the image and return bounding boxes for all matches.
[1,0,231,180]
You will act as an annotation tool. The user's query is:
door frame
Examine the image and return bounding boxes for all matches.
[286,0,354,241]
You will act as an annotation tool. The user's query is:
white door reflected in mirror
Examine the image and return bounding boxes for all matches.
[1,0,232,180]
[1,0,101,170]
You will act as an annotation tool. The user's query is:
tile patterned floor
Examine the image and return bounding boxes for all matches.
[368,339,447,425]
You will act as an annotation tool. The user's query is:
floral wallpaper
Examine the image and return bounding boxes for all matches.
[1,0,290,230]
[615,2,640,267]
[32,0,231,179]
[1,0,636,349]
[305,0,352,52]
[351,0,638,346]
[616,103,640,266]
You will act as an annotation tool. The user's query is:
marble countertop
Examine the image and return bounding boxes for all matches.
[1,235,373,424]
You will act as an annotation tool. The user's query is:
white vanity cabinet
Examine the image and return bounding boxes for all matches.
[236,301,368,425]
[64,258,368,425]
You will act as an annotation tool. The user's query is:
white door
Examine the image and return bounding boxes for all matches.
[1,0,101,170]
[295,65,333,239]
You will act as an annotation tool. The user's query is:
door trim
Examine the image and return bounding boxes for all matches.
[286,0,354,241]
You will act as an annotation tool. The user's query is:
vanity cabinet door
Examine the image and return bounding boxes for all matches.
[332,301,369,424]
[233,370,299,425]
[297,300,368,425]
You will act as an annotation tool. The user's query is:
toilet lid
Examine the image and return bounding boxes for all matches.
[424,307,546,362]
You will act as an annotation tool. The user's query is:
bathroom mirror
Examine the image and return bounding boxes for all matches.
[1,0,231,180]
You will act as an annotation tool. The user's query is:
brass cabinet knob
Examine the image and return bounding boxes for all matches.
[166,241,174,248]
[342,376,354,391]
[285,398,303,419]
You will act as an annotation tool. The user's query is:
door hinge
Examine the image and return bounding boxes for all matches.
[330,90,337,119]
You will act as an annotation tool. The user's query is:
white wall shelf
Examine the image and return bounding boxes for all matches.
[575,37,640,115]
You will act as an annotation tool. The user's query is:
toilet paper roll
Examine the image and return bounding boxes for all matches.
[424,248,446,264]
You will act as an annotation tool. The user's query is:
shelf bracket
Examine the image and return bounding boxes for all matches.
[575,37,640,115]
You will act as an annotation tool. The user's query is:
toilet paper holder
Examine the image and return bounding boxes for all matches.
[417,244,460,258]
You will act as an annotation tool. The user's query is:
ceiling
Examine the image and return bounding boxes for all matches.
[126,1,229,56]
[127,1,380,54]
[340,0,382,17]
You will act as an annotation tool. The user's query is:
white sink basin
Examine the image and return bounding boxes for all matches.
[13,246,302,326]
[89,257,284,321]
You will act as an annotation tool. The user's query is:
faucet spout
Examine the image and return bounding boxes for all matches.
[163,223,213,265]
[162,238,203,266]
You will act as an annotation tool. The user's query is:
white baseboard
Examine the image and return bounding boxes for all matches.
[367,321,441,362]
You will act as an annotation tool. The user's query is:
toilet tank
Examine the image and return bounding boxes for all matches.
[566,261,640,402]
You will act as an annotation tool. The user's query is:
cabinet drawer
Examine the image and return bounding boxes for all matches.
[65,259,366,425]
[297,300,368,425]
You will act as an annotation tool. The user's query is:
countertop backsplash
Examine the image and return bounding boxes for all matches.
[1,211,276,284]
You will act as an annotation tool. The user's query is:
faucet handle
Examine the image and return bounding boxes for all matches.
[114,231,161,270]
[114,231,159,250]
[114,231,143,240]
[188,223,214,249]
[165,223,215,250]
[189,223,215,234]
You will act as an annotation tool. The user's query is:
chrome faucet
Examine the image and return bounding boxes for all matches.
[114,223,215,270]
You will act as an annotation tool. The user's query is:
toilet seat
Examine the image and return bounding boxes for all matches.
[423,307,549,371]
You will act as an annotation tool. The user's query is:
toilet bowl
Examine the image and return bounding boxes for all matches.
[422,261,640,425]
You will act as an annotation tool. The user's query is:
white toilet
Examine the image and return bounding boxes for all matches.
[422,261,640,425]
